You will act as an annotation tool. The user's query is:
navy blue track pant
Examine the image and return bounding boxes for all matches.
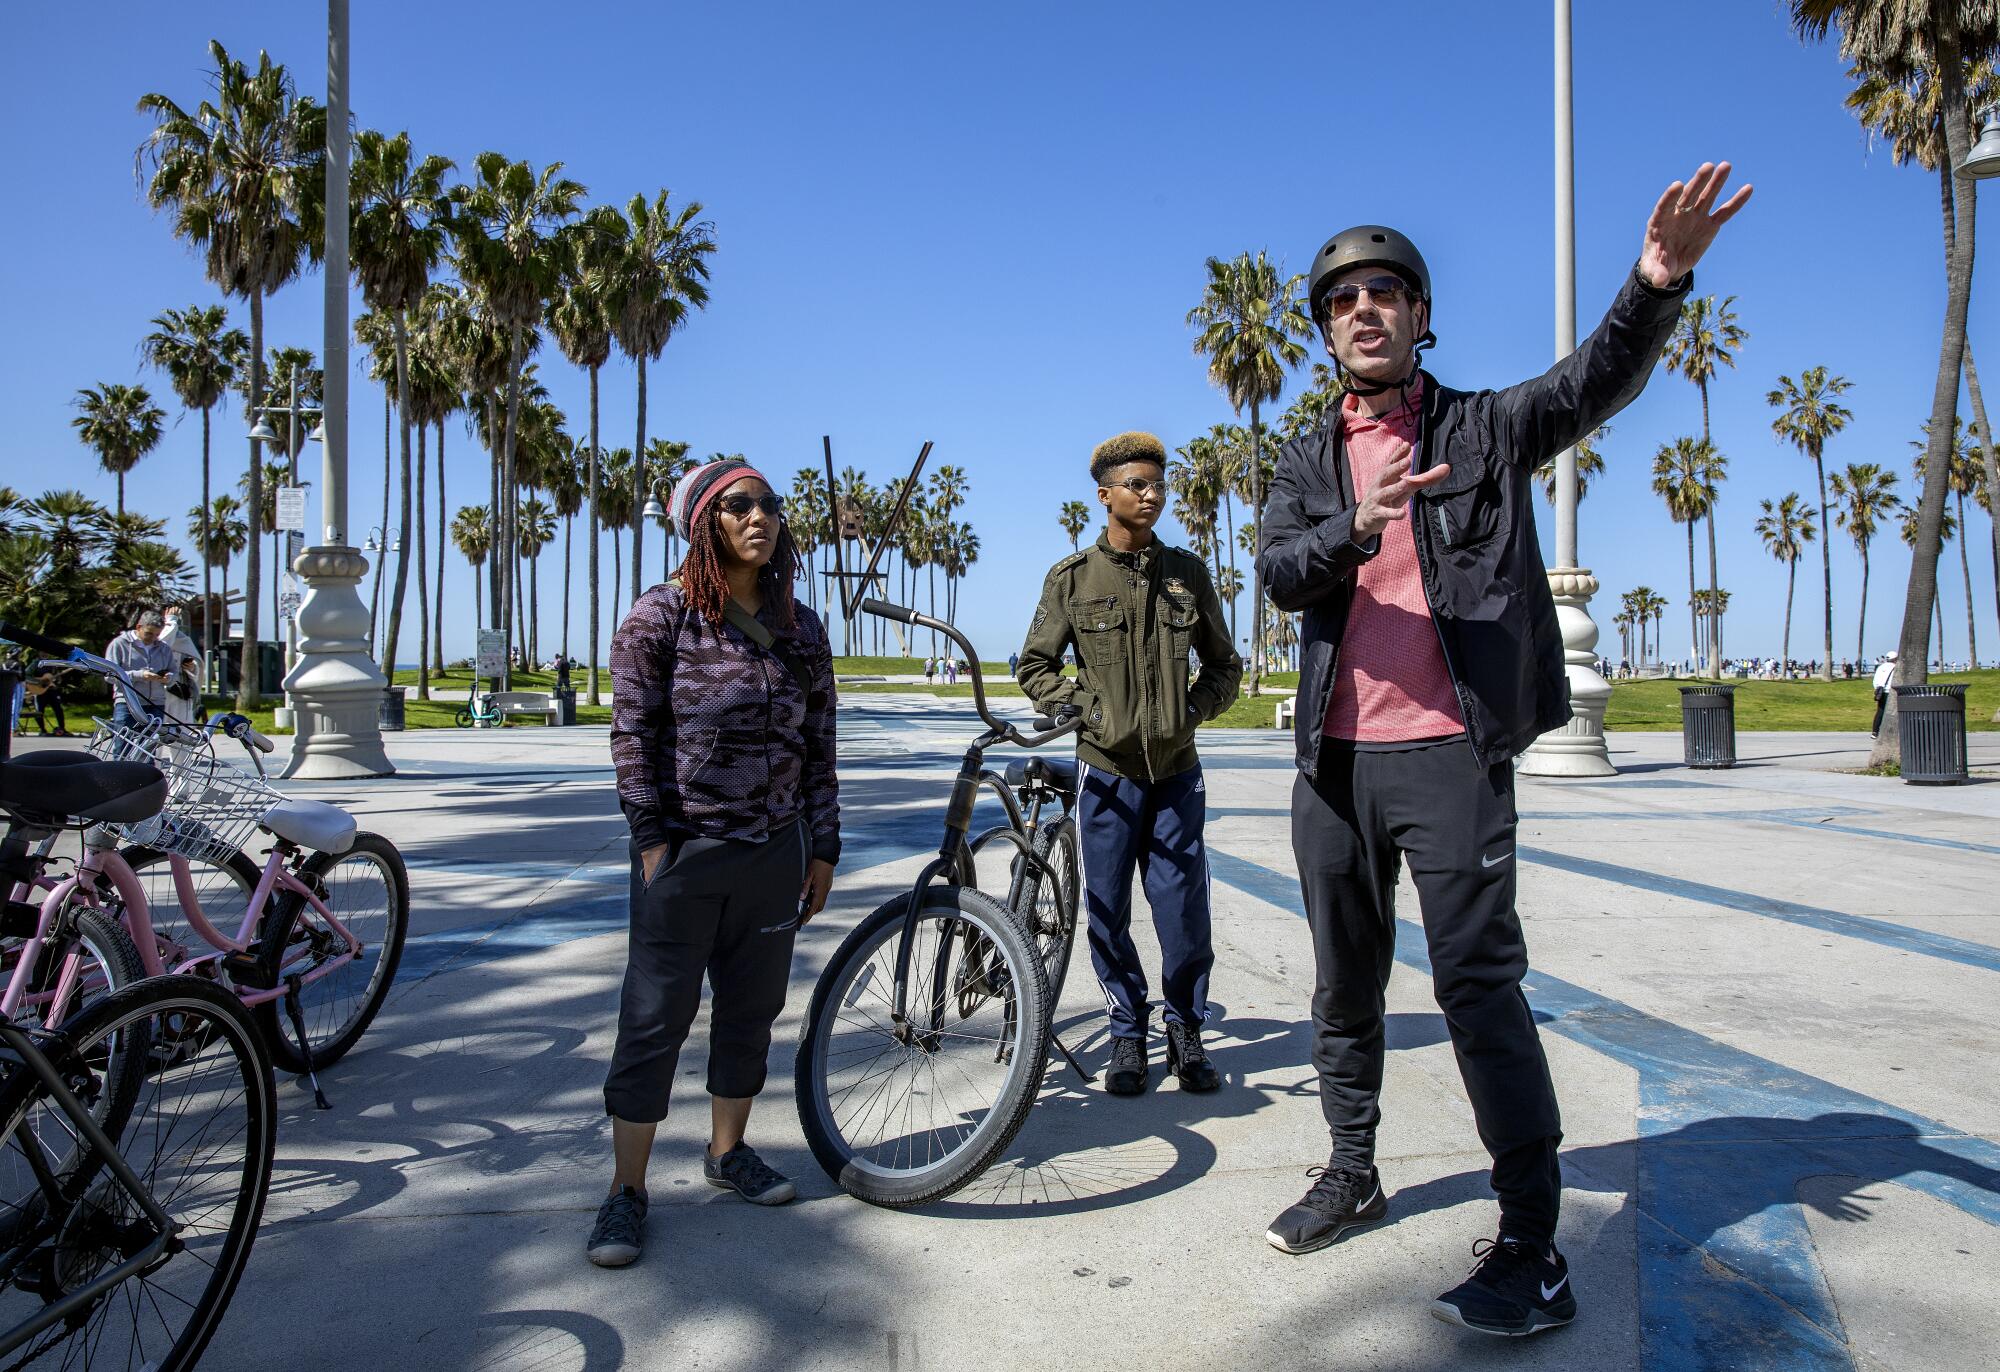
[1076,762,1214,1039]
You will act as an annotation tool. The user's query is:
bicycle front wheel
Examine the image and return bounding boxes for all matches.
[0,975,275,1372]
[453,707,473,728]
[253,832,409,1074]
[796,886,1050,1206]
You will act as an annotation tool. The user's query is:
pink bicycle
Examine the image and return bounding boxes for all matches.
[1,624,409,1104]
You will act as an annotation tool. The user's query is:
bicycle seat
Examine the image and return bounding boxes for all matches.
[0,752,166,825]
[1004,755,1079,794]
[260,798,357,855]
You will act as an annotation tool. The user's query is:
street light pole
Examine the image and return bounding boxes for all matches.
[1519,0,1616,777]
[281,0,392,778]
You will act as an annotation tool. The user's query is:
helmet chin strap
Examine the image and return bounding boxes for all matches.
[1338,329,1438,401]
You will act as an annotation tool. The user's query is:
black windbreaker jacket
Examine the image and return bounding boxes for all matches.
[1256,265,1689,780]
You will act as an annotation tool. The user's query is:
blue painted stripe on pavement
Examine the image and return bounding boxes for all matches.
[1516,845,2000,974]
[1203,846,2000,1372]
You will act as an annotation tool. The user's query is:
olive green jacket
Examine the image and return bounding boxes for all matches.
[1017,532,1242,782]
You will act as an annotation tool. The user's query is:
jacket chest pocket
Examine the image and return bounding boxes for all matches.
[1161,592,1197,657]
[1070,595,1128,668]
[1422,449,1509,551]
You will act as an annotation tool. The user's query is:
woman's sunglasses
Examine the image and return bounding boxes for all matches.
[718,493,784,518]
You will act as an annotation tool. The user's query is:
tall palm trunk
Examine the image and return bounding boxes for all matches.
[1936,576,1948,662]
[499,326,529,693]
[1878,80,1981,767]
[416,423,430,700]
[1782,557,1796,669]
[1858,539,1871,665]
[472,562,481,635]
[1957,491,1977,669]
[1247,397,1264,691]
[1813,451,1833,679]
[199,404,213,686]
[528,550,540,672]
[433,419,446,675]
[383,312,416,682]
[631,355,648,605]
[220,558,231,654]
[371,387,389,661]
[1685,522,1698,672]
[1966,343,1999,649]
[586,364,602,704]
[1221,492,1237,641]
[237,292,263,713]
[485,394,502,652]
[611,528,623,628]
[1704,511,1721,674]
[561,511,572,662]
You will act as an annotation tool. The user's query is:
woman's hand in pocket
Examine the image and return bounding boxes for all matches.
[799,859,835,925]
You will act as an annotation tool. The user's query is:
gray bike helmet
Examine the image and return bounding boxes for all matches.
[1307,225,1432,323]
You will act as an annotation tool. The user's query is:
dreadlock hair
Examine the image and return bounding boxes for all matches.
[673,500,800,632]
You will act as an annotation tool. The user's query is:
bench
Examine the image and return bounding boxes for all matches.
[1275,696,1296,730]
[487,691,559,725]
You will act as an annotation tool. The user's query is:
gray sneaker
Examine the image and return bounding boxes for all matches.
[586,1184,648,1267]
[704,1142,796,1205]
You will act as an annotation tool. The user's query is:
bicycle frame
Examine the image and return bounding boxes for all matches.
[0,1019,178,1355]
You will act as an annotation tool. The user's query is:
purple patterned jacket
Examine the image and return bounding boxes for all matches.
[609,584,840,863]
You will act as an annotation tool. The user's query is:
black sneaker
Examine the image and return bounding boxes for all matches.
[586,1184,647,1267]
[1103,1035,1148,1095]
[704,1142,796,1205]
[1265,1161,1387,1254]
[1432,1235,1577,1336]
[1164,1021,1220,1092]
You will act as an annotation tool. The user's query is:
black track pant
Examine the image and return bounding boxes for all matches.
[1292,739,1563,1246]
[603,822,806,1124]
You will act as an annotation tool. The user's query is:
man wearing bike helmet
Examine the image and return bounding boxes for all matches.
[1256,164,1750,1336]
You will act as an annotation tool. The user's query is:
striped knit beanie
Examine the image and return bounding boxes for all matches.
[667,457,772,542]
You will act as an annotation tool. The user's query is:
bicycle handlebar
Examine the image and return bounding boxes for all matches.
[859,599,1080,751]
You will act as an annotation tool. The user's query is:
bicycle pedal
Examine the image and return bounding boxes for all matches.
[220,950,275,990]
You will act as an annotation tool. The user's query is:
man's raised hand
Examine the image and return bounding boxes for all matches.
[1352,452,1451,543]
[1639,162,1752,289]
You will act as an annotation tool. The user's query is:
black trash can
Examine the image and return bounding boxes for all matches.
[1894,684,1967,784]
[379,685,407,733]
[554,687,576,727]
[1679,685,1737,768]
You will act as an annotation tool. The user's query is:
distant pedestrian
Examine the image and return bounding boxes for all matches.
[1870,651,1897,737]
[1008,651,1019,679]
[923,656,935,685]
[105,612,179,731]
[159,602,204,724]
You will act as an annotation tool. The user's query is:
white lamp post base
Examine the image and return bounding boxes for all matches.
[279,546,393,780]
[1517,566,1615,778]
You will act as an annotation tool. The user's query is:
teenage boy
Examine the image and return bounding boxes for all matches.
[1018,432,1241,1095]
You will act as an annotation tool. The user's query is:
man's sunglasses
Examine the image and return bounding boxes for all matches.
[1104,477,1167,497]
[1322,275,1418,318]
[718,493,784,517]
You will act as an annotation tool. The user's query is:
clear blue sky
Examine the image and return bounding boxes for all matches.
[3,0,1993,669]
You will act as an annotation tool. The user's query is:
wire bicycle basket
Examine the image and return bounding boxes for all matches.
[86,718,279,863]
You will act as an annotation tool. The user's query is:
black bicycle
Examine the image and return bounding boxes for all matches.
[0,685,276,1369]
[795,601,1087,1207]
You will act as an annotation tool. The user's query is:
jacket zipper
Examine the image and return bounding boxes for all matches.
[1408,406,1483,761]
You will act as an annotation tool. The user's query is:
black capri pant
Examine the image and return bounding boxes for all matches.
[603,820,807,1123]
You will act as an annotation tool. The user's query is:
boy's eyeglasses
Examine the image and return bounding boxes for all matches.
[718,493,784,517]
[1323,275,1417,317]
[1105,478,1167,497]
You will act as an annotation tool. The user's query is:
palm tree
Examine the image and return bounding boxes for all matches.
[1187,251,1313,695]
[1535,425,1609,507]
[1794,2,2000,757]
[350,129,453,692]
[450,505,492,638]
[404,293,463,697]
[237,458,294,646]
[1058,499,1091,553]
[597,447,636,625]
[609,191,716,605]
[1755,493,1818,668]
[1767,367,1856,679]
[1901,501,1960,660]
[1830,462,1902,663]
[1279,363,1346,443]
[1663,295,1746,675]
[1911,418,1983,668]
[1652,437,1719,669]
[648,439,696,579]
[549,210,620,702]
[71,383,165,518]
[1169,438,1221,577]
[1847,54,2000,628]
[516,494,557,669]
[139,41,325,711]
[187,494,249,647]
[789,468,829,613]
[545,437,585,665]
[451,152,584,686]
[144,304,246,671]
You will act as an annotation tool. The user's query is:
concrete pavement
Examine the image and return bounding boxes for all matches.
[53,700,1992,1371]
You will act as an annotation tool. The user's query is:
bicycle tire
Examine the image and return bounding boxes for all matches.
[119,845,265,971]
[1021,816,1080,1007]
[795,885,1050,1207]
[253,832,409,1075]
[0,975,275,1372]
[453,707,473,728]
